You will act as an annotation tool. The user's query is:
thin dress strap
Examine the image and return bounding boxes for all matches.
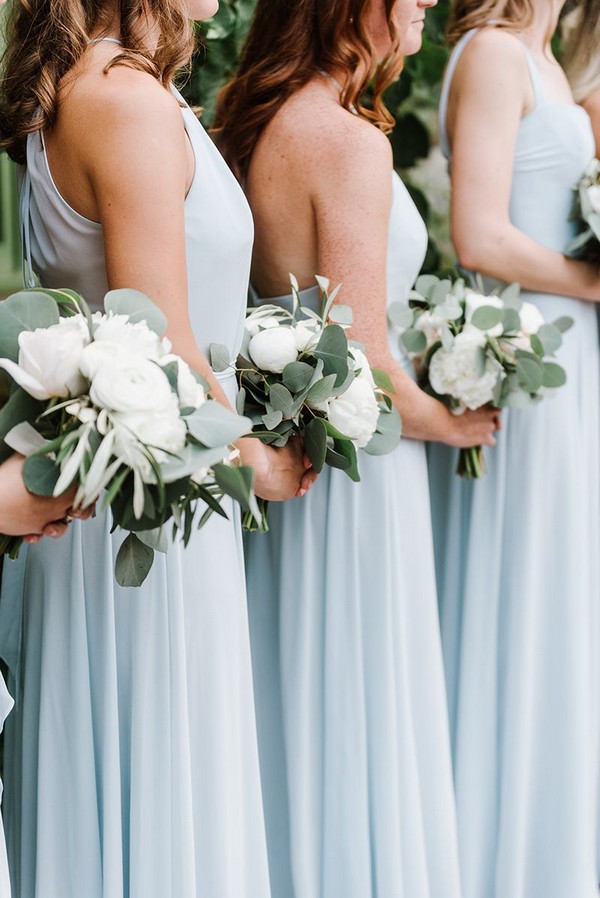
[19,167,36,288]
[438,26,547,160]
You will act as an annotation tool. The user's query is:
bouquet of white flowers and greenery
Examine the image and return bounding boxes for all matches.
[388,274,572,479]
[566,158,600,263]
[210,275,401,530]
[0,287,258,585]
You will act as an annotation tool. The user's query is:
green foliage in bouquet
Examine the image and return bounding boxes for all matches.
[565,159,600,264]
[0,288,258,585]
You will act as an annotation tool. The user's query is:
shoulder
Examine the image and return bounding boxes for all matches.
[60,63,184,147]
[583,86,600,116]
[267,82,392,185]
[454,27,529,86]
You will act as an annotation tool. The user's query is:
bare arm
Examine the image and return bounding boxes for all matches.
[71,68,314,500]
[447,29,600,303]
[310,117,498,447]
[582,87,600,158]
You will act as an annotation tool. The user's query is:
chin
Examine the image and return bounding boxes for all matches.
[401,30,424,57]
[188,0,219,20]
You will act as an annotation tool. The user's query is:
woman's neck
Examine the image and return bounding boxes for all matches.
[520,1,564,54]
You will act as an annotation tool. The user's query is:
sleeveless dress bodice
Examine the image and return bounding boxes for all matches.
[245,168,462,897]
[22,89,253,366]
[430,27,600,898]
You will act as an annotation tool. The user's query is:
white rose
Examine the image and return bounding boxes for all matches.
[0,315,90,400]
[328,376,380,448]
[518,301,544,336]
[159,354,206,409]
[465,291,504,337]
[428,329,503,410]
[350,348,376,389]
[92,311,168,360]
[248,326,299,373]
[587,184,600,215]
[90,355,175,414]
[294,322,321,353]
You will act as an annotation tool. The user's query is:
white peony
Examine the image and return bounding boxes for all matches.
[0,315,90,400]
[350,348,376,389]
[89,355,175,414]
[328,376,380,448]
[80,340,128,379]
[587,184,600,214]
[518,301,544,336]
[159,354,206,409]
[294,321,322,353]
[428,329,503,411]
[112,403,187,464]
[92,311,169,360]
[249,326,299,373]
[464,291,504,337]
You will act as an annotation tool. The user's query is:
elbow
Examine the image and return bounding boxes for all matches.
[453,228,506,275]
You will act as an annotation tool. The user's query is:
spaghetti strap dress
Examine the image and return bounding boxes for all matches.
[0,69,272,898]
[244,173,462,898]
[428,27,600,898]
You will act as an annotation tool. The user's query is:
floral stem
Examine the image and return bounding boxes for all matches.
[242,499,270,533]
[456,445,485,480]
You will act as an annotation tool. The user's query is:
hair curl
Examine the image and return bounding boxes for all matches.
[446,0,535,46]
[562,0,600,102]
[213,0,404,180]
[0,0,195,164]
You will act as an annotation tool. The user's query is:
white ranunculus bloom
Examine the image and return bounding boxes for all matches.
[464,291,504,337]
[245,312,284,338]
[328,376,379,448]
[350,348,376,389]
[249,326,299,373]
[159,354,206,409]
[113,401,187,461]
[90,355,175,414]
[518,301,544,336]
[92,311,168,360]
[80,340,128,379]
[0,315,90,400]
[294,322,321,352]
[587,184,600,214]
[429,329,503,410]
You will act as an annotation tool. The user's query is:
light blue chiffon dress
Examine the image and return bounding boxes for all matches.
[0,75,271,898]
[244,173,462,898]
[428,28,600,898]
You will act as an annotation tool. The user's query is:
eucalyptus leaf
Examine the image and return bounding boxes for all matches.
[213,462,255,511]
[104,289,167,336]
[22,455,60,496]
[315,325,349,387]
[371,368,395,394]
[536,324,562,355]
[0,387,45,461]
[160,444,229,483]
[329,438,360,482]
[115,533,155,587]
[401,328,427,354]
[502,307,521,333]
[430,279,452,306]
[185,401,251,447]
[282,361,314,393]
[516,355,544,393]
[471,306,503,331]
[210,343,232,373]
[387,302,414,329]
[364,406,402,456]
[542,362,567,388]
[414,274,440,299]
[328,304,353,326]
[0,291,60,361]
[262,408,284,430]
[236,387,247,415]
[305,373,338,404]
[500,282,522,309]
[553,316,574,334]
[268,383,295,417]
[304,417,328,472]
[137,527,169,554]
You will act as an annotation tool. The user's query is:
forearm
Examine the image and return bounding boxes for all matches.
[454,219,600,303]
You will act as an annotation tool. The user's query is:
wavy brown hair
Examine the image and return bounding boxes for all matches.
[446,0,535,45]
[0,0,196,164]
[562,0,600,101]
[213,0,403,180]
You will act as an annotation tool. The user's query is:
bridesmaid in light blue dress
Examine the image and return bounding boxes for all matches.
[0,2,314,896]
[214,1,499,895]
[428,6,600,898]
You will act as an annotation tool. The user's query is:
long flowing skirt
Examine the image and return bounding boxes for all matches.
[428,294,600,898]
[245,438,462,898]
[0,499,271,898]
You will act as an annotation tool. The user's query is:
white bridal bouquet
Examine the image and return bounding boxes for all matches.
[211,275,401,530]
[566,158,600,263]
[0,287,257,585]
[389,274,572,478]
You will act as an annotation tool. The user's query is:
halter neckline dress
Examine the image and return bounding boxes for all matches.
[1,59,271,898]
[428,26,600,898]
